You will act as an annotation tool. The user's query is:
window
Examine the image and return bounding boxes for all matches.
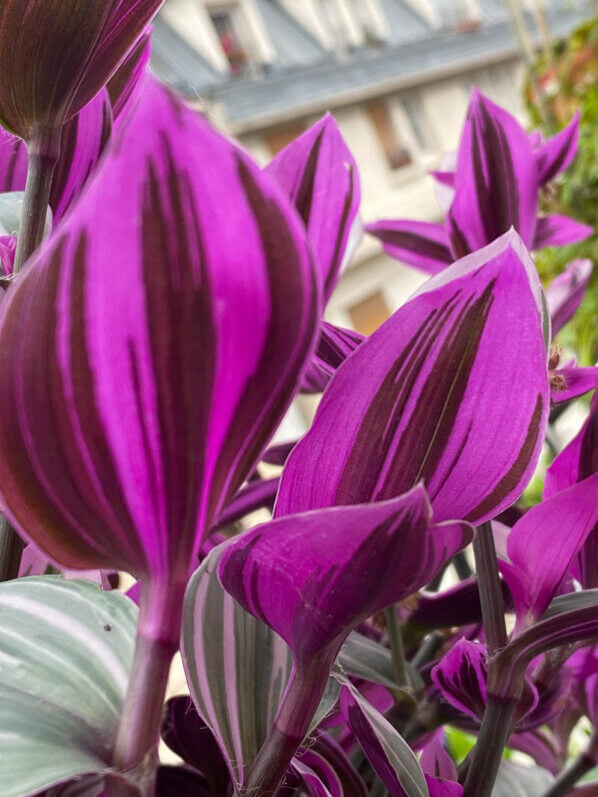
[209,5,251,76]
[348,292,390,336]
[402,94,433,152]
[367,100,412,171]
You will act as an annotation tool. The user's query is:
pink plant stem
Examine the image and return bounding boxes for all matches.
[242,657,333,795]
[105,579,187,796]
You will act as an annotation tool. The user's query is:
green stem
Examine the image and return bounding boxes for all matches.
[0,130,61,582]
[384,606,410,689]
[105,579,186,796]
[14,136,60,273]
[463,523,512,796]
[463,696,517,796]
[242,657,332,795]
[472,522,507,655]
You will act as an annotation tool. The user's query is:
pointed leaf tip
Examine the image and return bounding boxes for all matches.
[219,485,471,667]
[0,79,320,581]
[276,231,549,525]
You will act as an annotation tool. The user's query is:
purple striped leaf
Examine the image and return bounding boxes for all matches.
[0,89,112,225]
[448,90,538,256]
[0,80,320,593]
[534,113,580,185]
[532,214,593,250]
[544,386,598,589]
[425,778,463,797]
[276,230,549,525]
[50,89,113,223]
[219,484,472,668]
[305,732,368,797]
[211,476,279,531]
[431,639,545,729]
[431,640,488,722]
[0,234,16,278]
[182,544,340,789]
[366,219,453,275]
[106,26,151,121]
[0,134,27,193]
[265,114,361,302]
[290,760,334,797]
[160,696,231,795]
[420,736,463,796]
[420,735,458,783]
[339,677,428,797]
[293,749,342,797]
[546,259,593,335]
[261,439,297,467]
[499,473,598,628]
[409,576,513,630]
[0,0,162,144]
[302,322,365,393]
[550,361,598,405]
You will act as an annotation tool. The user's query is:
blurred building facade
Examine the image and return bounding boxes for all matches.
[151,0,591,433]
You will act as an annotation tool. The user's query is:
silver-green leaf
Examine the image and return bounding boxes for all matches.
[0,576,137,797]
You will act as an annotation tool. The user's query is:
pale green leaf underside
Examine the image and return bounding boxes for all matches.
[492,759,554,796]
[0,576,137,797]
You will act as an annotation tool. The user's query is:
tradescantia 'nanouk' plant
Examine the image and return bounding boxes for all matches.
[0,10,597,797]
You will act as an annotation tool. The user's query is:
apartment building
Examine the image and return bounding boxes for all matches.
[151,0,592,434]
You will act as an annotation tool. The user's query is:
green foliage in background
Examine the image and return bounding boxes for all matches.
[525,16,598,365]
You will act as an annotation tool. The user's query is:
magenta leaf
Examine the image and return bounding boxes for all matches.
[534,113,580,185]
[425,777,463,797]
[212,477,279,531]
[276,230,549,525]
[532,215,593,250]
[550,361,598,405]
[106,26,152,121]
[219,484,471,668]
[49,89,113,222]
[302,321,365,393]
[544,387,598,588]
[0,0,162,143]
[546,259,593,335]
[449,90,538,255]
[431,639,488,722]
[366,219,453,275]
[0,90,112,223]
[290,759,335,797]
[0,80,320,588]
[265,113,361,301]
[499,473,598,628]
[339,678,428,797]
[161,696,231,795]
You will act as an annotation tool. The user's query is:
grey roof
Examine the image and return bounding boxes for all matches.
[151,17,225,95]
[253,0,327,68]
[150,1,591,130]
[378,0,433,46]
